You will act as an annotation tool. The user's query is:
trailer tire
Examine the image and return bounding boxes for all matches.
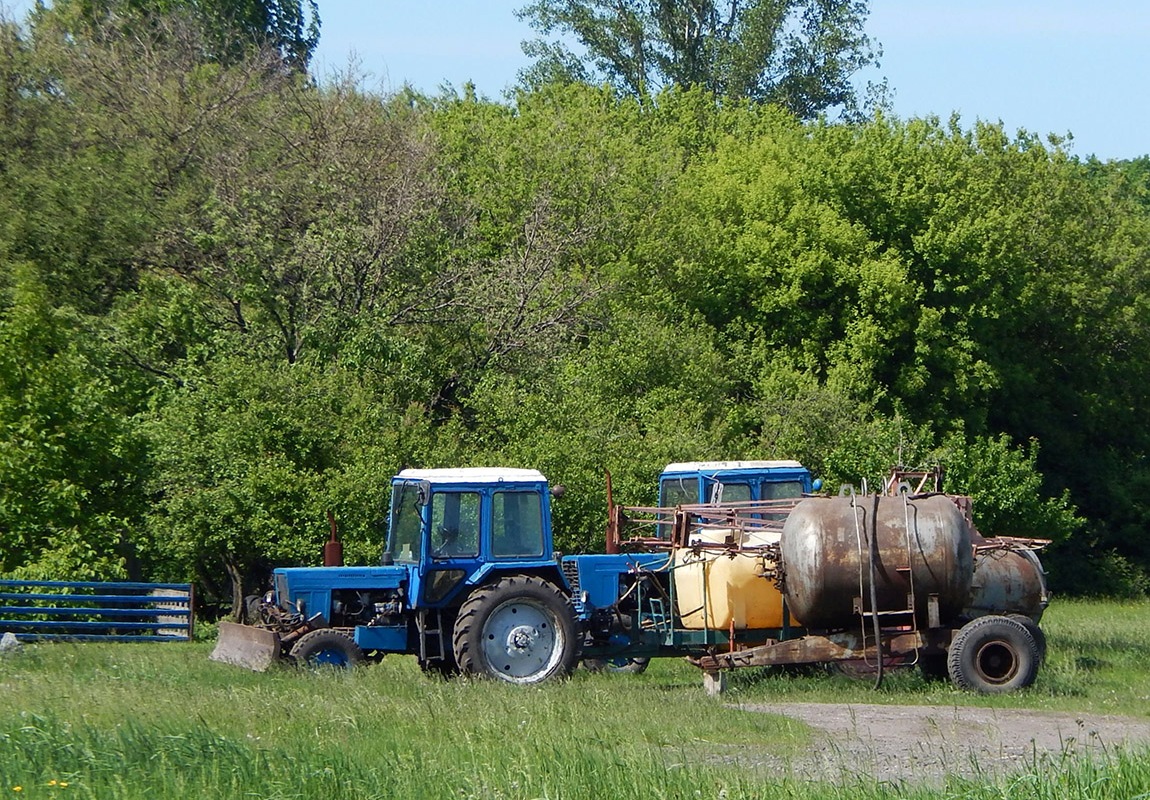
[453,575,577,684]
[583,657,651,674]
[289,629,365,668]
[947,615,1039,693]
[1007,613,1047,664]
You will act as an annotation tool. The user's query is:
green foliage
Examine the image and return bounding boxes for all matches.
[936,433,1082,543]
[0,268,144,579]
[41,0,320,69]
[1,6,1149,600]
[142,356,434,605]
[517,0,880,119]
[463,305,737,551]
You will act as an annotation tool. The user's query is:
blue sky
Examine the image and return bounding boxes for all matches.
[4,1,1147,160]
[308,1,1149,162]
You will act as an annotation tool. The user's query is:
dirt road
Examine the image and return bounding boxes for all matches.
[735,702,1150,784]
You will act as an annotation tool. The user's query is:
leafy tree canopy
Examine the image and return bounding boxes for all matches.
[36,0,320,69]
[516,0,880,118]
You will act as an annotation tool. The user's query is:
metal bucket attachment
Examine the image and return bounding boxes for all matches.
[210,621,283,671]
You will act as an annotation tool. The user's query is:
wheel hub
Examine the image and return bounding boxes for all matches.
[481,599,562,682]
[508,625,537,652]
[976,641,1018,683]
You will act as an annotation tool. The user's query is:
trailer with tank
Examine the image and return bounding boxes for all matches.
[212,463,1049,693]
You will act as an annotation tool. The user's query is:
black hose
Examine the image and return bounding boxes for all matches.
[869,494,884,690]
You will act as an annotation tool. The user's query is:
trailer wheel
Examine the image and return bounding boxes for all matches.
[947,615,1039,693]
[453,575,577,684]
[1007,613,1047,664]
[583,657,651,674]
[290,629,365,668]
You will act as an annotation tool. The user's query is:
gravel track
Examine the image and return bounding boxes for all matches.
[733,702,1150,784]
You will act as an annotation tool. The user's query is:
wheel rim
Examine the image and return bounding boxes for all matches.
[309,646,349,667]
[480,598,563,682]
[974,640,1018,684]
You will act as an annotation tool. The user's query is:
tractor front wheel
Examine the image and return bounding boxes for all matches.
[453,576,577,684]
[289,628,365,668]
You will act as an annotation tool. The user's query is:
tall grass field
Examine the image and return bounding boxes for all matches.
[2,598,1148,799]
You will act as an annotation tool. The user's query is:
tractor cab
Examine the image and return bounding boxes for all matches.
[385,468,561,607]
[658,460,818,508]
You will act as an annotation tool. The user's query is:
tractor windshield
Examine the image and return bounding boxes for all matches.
[389,482,425,563]
[660,478,696,508]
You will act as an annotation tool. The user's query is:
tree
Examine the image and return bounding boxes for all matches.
[36,0,320,70]
[0,266,146,579]
[142,357,433,613]
[516,0,879,118]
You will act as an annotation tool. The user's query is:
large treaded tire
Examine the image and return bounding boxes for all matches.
[289,628,365,668]
[947,615,1039,693]
[1007,613,1048,664]
[452,575,578,684]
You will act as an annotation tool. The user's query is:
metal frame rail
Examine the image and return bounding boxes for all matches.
[0,579,194,642]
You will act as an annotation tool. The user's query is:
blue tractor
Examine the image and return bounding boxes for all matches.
[215,468,584,682]
[212,462,817,682]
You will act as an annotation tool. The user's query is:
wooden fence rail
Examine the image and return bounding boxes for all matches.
[0,580,194,642]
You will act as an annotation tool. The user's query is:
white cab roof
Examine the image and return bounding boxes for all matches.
[396,467,547,484]
[661,460,805,473]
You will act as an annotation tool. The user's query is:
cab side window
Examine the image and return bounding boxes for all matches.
[762,480,803,520]
[493,491,544,558]
[763,481,803,500]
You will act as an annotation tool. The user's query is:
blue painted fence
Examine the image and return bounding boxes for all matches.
[0,580,194,642]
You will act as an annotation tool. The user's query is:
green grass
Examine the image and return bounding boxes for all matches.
[1,598,1149,799]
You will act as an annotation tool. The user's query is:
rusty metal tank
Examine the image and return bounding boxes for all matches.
[779,494,973,629]
[964,545,1048,622]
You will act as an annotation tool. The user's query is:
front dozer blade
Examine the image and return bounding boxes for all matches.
[210,621,283,671]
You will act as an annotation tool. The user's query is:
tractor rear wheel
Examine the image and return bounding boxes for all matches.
[289,628,365,668]
[453,575,577,684]
[947,615,1039,693]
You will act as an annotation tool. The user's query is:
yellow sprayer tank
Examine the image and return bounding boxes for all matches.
[673,527,789,630]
